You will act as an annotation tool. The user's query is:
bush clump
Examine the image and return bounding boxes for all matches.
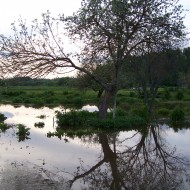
[56,110,96,127]
[0,113,7,122]
[157,108,170,117]
[73,97,84,105]
[170,107,185,122]
[12,96,24,103]
[16,124,30,141]
[34,122,45,128]
[175,91,184,100]
[56,110,147,129]
[163,88,171,100]
[131,106,149,121]
[0,123,10,132]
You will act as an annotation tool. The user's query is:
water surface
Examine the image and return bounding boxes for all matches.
[0,105,189,190]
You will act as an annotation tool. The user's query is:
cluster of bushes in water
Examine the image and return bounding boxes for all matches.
[157,106,185,122]
[55,107,149,130]
[54,104,186,131]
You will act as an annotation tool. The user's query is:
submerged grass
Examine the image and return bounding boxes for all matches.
[16,124,30,142]
[0,123,11,132]
[34,122,45,128]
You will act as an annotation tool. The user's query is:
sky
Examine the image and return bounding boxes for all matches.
[0,0,82,34]
[0,0,189,78]
[0,0,189,35]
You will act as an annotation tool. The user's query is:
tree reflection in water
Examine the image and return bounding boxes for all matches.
[67,125,190,190]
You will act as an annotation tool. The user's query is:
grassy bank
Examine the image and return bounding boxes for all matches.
[0,86,190,119]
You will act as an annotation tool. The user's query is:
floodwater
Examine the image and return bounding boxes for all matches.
[0,104,189,190]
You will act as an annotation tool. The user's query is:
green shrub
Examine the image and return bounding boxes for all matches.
[23,98,31,104]
[175,91,184,100]
[16,124,30,141]
[157,108,170,116]
[73,97,84,105]
[168,87,176,92]
[156,91,162,98]
[86,115,147,129]
[34,122,45,128]
[163,88,171,100]
[125,97,137,104]
[170,107,185,122]
[129,91,136,97]
[42,90,55,96]
[63,90,69,95]
[16,124,30,135]
[36,115,46,119]
[56,110,147,129]
[1,90,26,96]
[0,113,7,122]
[131,106,149,121]
[30,98,44,106]
[12,97,24,103]
[0,123,10,132]
[44,97,55,104]
[115,108,127,117]
[56,110,95,127]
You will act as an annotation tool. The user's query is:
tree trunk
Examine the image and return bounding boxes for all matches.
[141,80,148,104]
[99,133,120,189]
[112,93,117,119]
[148,86,158,113]
[99,89,114,120]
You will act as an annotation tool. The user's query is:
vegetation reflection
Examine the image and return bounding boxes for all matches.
[63,125,190,190]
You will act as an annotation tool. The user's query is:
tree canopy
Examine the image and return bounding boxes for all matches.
[0,0,187,118]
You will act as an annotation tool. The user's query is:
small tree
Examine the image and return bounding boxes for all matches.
[0,0,187,119]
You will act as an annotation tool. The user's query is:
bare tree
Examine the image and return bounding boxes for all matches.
[0,0,187,119]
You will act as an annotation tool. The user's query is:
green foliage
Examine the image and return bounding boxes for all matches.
[0,113,9,132]
[56,110,96,127]
[170,107,185,122]
[23,98,31,104]
[63,90,69,95]
[0,123,10,132]
[129,91,136,97]
[44,97,55,104]
[30,98,44,106]
[1,90,26,96]
[56,110,147,129]
[131,106,149,121]
[12,96,24,103]
[0,113,7,122]
[42,90,55,96]
[86,115,146,129]
[73,97,84,105]
[125,97,138,104]
[47,127,97,139]
[36,115,46,119]
[163,88,171,100]
[16,124,30,141]
[175,91,184,100]
[34,122,45,128]
[157,108,170,117]
[115,108,127,117]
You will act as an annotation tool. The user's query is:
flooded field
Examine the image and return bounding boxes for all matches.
[0,105,189,190]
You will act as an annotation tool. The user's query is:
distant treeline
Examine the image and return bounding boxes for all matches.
[0,77,77,87]
[1,47,190,88]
